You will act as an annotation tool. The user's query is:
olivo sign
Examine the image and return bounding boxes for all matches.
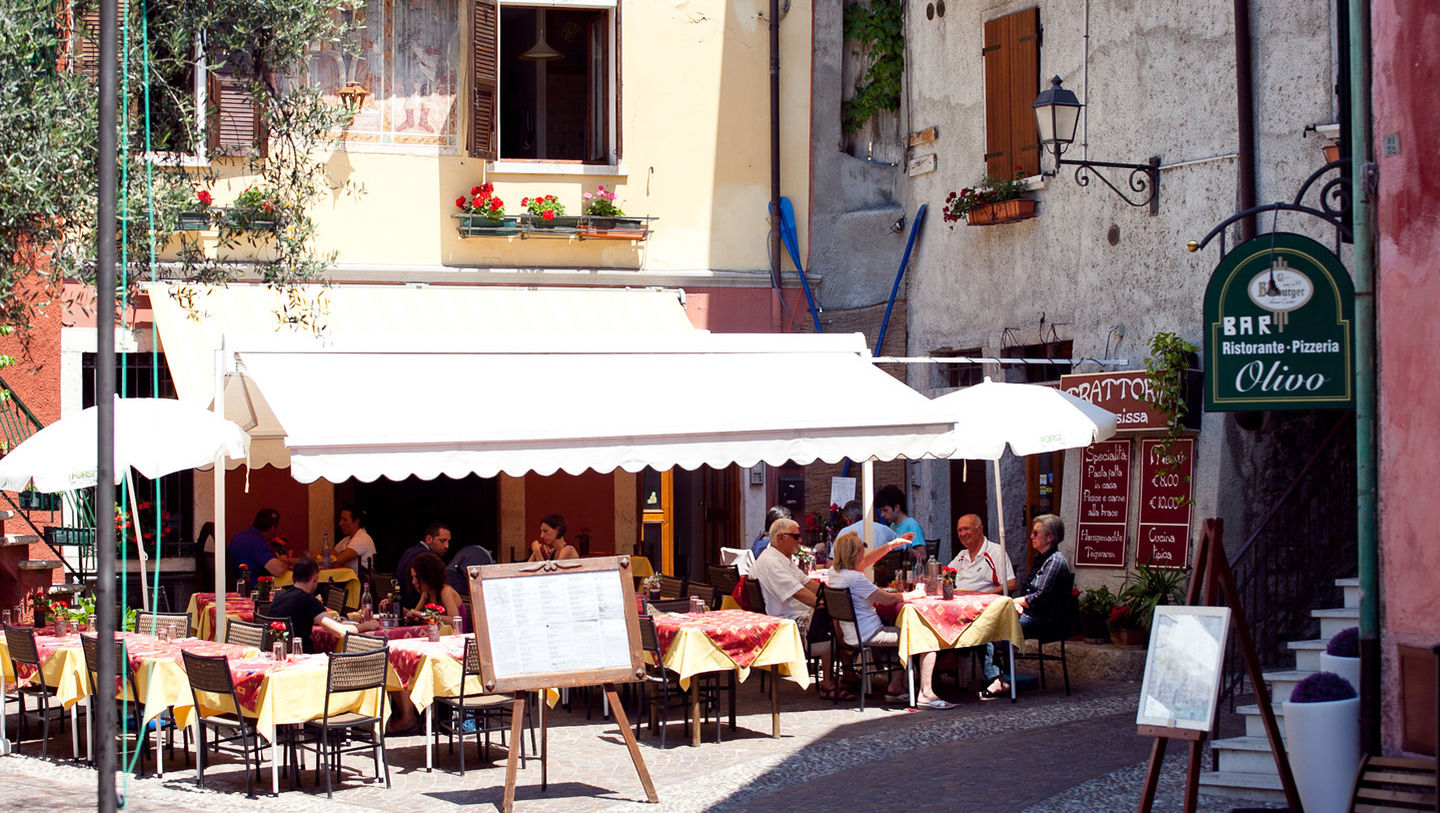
[1203,232,1354,411]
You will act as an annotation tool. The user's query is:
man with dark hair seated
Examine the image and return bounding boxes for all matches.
[269,557,378,652]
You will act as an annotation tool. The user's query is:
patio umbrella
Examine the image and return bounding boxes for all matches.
[930,378,1118,700]
[0,397,249,608]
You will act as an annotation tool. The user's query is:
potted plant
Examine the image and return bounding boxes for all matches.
[940,566,957,600]
[17,486,60,511]
[1078,585,1117,643]
[421,603,446,641]
[48,598,71,634]
[454,183,518,235]
[941,167,1037,227]
[1107,604,1147,648]
[1283,671,1360,813]
[256,575,275,601]
[1118,562,1187,626]
[521,193,577,229]
[579,185,644,237]
[1319,626,1360,690]
[224,185,285,232]
[28,587,48,627]
[267,621,291,659]
[177,189,213,230]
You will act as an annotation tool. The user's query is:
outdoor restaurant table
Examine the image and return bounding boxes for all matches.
[310,621,451,653]
[385,635,559,772]
[193,651,383,794]
[0,629,88,710]
[649,609,810,746]
[895,591,1024,705]
[274,567,361,608]
[187,592,255,641]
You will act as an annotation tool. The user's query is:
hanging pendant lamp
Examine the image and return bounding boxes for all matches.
[520,10,563,61]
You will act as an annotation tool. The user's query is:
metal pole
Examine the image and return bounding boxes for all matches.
[1347,0,1380,755]
[1233,0,1257,240]
[767,0,781,293]
[95,0,120,804]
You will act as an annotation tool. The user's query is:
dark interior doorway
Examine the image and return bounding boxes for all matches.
[337,475,499,573]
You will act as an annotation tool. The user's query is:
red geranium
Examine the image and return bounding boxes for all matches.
[457,183,506,223]
[196,189,213,207]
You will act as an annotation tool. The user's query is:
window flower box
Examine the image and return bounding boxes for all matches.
[966,197,1037,226]
[579,216,653,240]
[454,213,521,236]
[176,211,211,231]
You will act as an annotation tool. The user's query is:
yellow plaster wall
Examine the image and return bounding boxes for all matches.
[197,0,813,275]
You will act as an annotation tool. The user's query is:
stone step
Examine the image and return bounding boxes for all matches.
[1238,703,1287,739]
[18,559,64,571]
[1313,606,1360,639]
[1264,669,1315,702]
[1287,638,1327,671]
[1,533,40,547]
[1197,770,1287,803]
[1212,735,1282,775]
[0,509,14,520]
[1335,576,1360,609]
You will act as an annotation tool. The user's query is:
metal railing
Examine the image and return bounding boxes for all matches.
[1221,412,1357,706]
[0,374,90,579]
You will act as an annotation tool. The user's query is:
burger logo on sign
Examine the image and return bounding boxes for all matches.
[1247,257,1313,331]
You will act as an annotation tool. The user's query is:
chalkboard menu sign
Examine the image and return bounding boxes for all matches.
[1075,440,1131,568]
[1137,438,1195,568]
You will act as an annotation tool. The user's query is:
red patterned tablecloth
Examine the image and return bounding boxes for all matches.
[227,655,324,712]
[387,635,467,689]
[14,632,83,682]
[126,638,253,672]
[191,593,256,638]
[651,610,783,669]
[311,622,436,654]
[902,591,1003,641]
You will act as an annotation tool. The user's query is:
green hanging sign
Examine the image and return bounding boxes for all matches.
[1203,232,1354,411]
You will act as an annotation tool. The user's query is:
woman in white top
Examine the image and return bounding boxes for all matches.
[331,504,376,575]
[828,531,953,709]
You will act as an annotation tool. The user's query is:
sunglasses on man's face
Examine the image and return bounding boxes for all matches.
[780,532,802,540]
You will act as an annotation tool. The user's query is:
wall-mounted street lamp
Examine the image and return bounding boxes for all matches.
[1032,76,1160,215]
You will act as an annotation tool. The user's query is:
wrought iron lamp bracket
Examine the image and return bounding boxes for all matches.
[1052,155,1161,215]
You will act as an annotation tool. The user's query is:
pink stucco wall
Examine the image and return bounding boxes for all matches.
[1373,0,1440,755]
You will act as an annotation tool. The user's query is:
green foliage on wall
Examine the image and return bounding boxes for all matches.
[841,0,903,135]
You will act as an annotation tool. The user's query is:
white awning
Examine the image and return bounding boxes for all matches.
[233,333,955,482]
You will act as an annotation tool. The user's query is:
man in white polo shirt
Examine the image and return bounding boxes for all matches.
[947,514,1017,697]
[751,517,843,699]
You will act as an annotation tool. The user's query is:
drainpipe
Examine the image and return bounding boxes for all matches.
[1347,0,1379,755]
[769,0,782,293]
[1234,0,1257,240]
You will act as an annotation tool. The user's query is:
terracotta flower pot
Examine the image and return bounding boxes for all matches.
[1110,627,1149,649]
[967,197,1038,226]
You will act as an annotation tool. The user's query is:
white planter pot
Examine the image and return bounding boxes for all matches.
[1282,695,1360,813]
[1319,652,1360,693]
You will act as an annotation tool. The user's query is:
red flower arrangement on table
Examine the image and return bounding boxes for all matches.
[940,566,958,587]
[421,603,447,624]
[268,621,290,642]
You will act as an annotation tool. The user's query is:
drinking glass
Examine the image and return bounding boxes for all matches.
[2,610,10,626]
[88,614,97,632]
[157,625,170,642]
[272,641,285,661]
[451,616,464,635]
[291,639,303,659]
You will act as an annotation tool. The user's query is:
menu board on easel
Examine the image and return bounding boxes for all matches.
[1137,438,1195,568]
[1075,440,1131,568]
[468,556,645,693]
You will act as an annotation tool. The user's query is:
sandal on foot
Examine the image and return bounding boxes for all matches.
[978,681,1011,700]
[918,697,956,710]
[820,686,858,701]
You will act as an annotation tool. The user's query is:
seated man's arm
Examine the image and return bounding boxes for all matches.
[332,545,359,565]
[315,611,359,638]
[789,584,818,609]
[263,556,288,577]
[857,538,908,572]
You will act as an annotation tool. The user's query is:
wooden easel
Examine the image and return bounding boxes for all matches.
[469,556,659,812]
[1135,518,1303,813]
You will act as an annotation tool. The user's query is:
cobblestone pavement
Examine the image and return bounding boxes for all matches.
[0,677,1281,812]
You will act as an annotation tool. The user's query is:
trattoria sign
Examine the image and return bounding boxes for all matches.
[1060,371,1167,433]
[1203,232,1354,411]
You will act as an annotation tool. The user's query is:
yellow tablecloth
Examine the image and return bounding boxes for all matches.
[275,567,361,608]
[896,596,1024,664]
[629,556,654,579]
[0,634,88,710]
[128,642,260,728]
[384,636,558,713]
[186,593,253,641]
[658,616,811,690]
[193,654,382,744]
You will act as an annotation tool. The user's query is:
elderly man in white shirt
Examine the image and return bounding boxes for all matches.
[751,517,845,700]
[947,514,1017,698]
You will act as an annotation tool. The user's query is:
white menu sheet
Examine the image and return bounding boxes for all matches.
[482,569,633,679]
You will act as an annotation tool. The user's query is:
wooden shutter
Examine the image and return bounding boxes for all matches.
[982,7,1041,180]
[207,69,266,158]
[72,6,119,82]
[614,1,622,162]
[469,0,498,160]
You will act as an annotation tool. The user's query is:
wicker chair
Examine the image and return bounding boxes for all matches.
[822,585,900,711]
[224,620,267,650]
[295,648,391,798]
[254,613,294,651]
[706,564,740,602]
[3,623,74,759]
[322,583,349,614]
[433,637,519,774]
[686,582,718,610]
[742,577,765,613]
[181,650,271,798]
[134,611,192,639]
[81,634,188,775]
[656,575,686,600]
[646,599,692,614]
[342,632,386,653]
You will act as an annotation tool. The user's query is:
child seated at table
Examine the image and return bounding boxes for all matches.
[828,532,954,709]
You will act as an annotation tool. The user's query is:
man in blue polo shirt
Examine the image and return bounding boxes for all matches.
[229,508,290,590]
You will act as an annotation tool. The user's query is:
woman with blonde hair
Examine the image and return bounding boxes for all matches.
[828,531,953,709]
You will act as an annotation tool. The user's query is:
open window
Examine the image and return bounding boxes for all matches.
[470,0,619,164]
[982,7,1041,180]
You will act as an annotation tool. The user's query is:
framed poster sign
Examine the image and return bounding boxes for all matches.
[1075,440,1131,567]
[468,555,645,693]
[1137,438,1194,568]
[1136,605,1232,732]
